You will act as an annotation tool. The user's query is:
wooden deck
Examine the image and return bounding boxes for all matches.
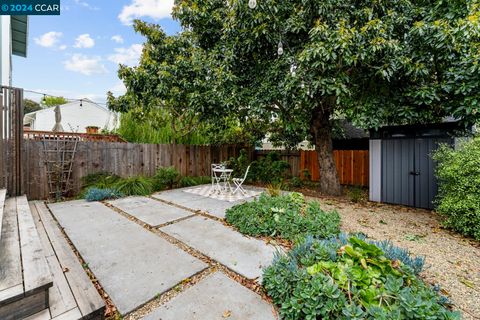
[28,201,105,320]
[0,195,52,320]
[0,190,105,320]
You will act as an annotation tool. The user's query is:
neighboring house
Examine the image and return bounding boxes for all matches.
[0,15,28,86]
[24,99,120,133]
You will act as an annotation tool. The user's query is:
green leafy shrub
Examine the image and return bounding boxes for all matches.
[84,188,123,202]
[227,149,251,177]
[302,168,312,181]
[113,176,154,196]
[433,137,480,240]
[81,172,121,189]
[153,167,180,190]
[346,186,367,203]
[263,235,458,320]
[289,176,304,188]
[225,193,340,242]
[251,152,290,184]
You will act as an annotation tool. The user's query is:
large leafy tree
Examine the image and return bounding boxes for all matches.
[171,0,480,195]
[23,99,42,114]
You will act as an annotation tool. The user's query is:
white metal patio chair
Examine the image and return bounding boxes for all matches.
[211,163,225,193]
[232,165,251,195]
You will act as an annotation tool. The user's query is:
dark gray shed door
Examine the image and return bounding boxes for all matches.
[381,138,451,209]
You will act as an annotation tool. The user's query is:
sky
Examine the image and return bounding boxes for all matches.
[13,0,181,105]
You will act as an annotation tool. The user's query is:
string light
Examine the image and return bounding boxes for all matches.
[24,89,108,107]
[247,0,286,56]
[277,41,284,56]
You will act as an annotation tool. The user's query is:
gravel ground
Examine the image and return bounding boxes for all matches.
[309,196,480,319]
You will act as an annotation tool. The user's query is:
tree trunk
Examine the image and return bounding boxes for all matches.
[310,108,342,196]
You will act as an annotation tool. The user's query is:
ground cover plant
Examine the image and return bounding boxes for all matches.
[225,192,340,242]
[84,188,123,202]
[434,137,480,240]
[263,234,459,320]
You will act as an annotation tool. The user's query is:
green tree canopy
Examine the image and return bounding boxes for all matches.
[23,99,42,114]
[42,96,68,107]
[173,0,480,195]
[110,0,480,195]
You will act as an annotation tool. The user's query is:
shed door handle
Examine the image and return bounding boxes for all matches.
[410,171,420,176]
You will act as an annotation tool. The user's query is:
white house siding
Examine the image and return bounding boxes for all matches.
[0,16,12,86]
[24,100,119,133]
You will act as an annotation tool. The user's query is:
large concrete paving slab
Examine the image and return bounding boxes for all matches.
[107,196,193,226]
[152,186,260,219]
[142,272,277,320]
[160,216,276,280]
[48,200,207,315]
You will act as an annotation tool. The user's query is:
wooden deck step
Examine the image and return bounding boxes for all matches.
[0,196,53,320]
[30,201,105,320]
[0,189,6,241]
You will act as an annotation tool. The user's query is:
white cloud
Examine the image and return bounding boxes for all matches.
[108,44,143,66]
[118,0,174,25]
[64,54,107,75]
[59,45,67,50]
[74,0,99,11]
[74,34,95,48]
[34,31,63,48]
[111,35,124,44]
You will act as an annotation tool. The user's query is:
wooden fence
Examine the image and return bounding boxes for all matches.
[23,141,250,199]
[256,149,369,187]
[1,86,24,196]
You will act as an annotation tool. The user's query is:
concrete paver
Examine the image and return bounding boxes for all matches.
[108,196,193,226]
[142,272,276,320]
[48,200,207,315]
[152,186,260,219]
[160,215,276,280]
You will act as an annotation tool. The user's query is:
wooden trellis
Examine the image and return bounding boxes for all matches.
[42,135,79,200]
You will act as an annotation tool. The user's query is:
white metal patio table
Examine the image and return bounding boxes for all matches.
[212,167,234,194]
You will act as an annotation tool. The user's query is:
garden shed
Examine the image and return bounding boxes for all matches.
[369,121,468,209]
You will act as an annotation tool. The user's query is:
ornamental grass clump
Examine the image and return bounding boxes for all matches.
[112,176,154,196]
[263,235,458,320]
[225,192,340,242]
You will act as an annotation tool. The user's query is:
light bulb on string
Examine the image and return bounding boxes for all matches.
[248,0,257,9]
[277,41,284,56]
